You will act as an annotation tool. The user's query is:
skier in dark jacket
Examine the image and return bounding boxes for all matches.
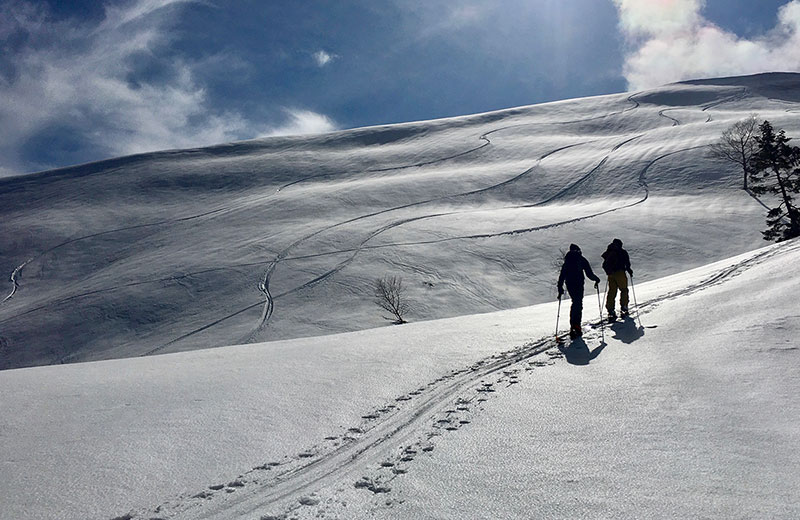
[557,244,601,338]
[601,238,633,320]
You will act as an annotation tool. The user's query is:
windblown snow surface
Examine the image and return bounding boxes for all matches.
[0,73,799,519]
[2,72,800,369]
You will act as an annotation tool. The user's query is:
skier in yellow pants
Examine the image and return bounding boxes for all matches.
[601,238,633,321]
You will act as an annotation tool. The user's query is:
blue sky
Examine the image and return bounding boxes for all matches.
[0,0,798,176]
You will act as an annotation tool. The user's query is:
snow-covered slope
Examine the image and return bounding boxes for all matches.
[1,238,798,520]
[1,72,800,369]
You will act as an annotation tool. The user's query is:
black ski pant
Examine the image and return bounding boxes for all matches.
[566,282,584,328]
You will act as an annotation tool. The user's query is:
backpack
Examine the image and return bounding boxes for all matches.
[601,247,619,275]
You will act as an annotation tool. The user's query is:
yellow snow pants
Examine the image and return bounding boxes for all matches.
[606,270,629,314]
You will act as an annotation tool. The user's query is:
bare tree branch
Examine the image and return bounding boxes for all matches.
[708,114,758,190]
[374,275,410,324]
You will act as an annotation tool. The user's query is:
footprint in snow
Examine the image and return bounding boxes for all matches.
[355,477,391,494]
[254,461,281,470]
[298,496,320,506]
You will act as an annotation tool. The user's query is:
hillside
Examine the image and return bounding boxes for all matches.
[1,238,798,520]
[2,72,800,368]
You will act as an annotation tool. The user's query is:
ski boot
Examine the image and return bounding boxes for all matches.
[607,310,617,323]
[569,323,582,339]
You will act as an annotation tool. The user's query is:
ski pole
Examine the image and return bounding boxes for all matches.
[555,296,562,341]
[596,283,604,343]
[630,273,643,328]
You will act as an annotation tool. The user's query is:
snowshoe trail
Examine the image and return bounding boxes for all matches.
[121,239,800,520]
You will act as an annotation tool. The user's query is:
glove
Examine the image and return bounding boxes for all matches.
[557,286,564,298]
[594,281,599,289]
[628,268,634,276]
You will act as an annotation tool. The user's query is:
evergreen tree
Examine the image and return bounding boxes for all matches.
[708,114,758,190]
[750,121,800,242]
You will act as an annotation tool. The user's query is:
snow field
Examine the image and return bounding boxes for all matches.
[1,239,798,519]
[2,74,800,368]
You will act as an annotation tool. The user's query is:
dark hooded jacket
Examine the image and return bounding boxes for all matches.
[558,249,600,290]
[601,241,631,275]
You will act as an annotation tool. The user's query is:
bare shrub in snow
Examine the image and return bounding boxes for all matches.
[709,114,759,190]
[374,275,410,324]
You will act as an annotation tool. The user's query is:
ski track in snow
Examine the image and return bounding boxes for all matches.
[1,259,32,304]
[9,91,753,357]
[702,88,749,113]
[126,238,800,520]
[133,336,558,519]
[658,108,681,127]
[3,126,500,354]
[274,134,492,193]
[151,94,730,353]
[247,94,646,338]
[246,136,595,342]
[276,142,707,261]
[0,207,228,307]
[244,92,645,339]
[1,129,495,314]
[254,89,767,331]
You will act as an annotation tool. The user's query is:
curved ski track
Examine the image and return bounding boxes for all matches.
[275,135,493,192]
[0,207,228,307]
[145,135,601,353]
[143,136,713,356]
[1,260,31,304]
[2,128,498,312]
[127,237,800,520]
[151,96,716,353]
[268,141,702,262]
[149,93,733,355]
[247,136,595,339]
[154,103,701,353]
[243,92,647,335]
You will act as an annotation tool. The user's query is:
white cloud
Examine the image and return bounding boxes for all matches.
[312,50,336,67]
[263,109,337,137]
[615,0,704,37]
[613,0,800,90]
[0,0,297,175]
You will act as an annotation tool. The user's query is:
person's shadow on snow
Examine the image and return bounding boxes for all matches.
[610,316,645,344]
[559,337,606,366]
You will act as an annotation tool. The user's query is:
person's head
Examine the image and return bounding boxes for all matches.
[569,243,581,253]
[612,238,623,248]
